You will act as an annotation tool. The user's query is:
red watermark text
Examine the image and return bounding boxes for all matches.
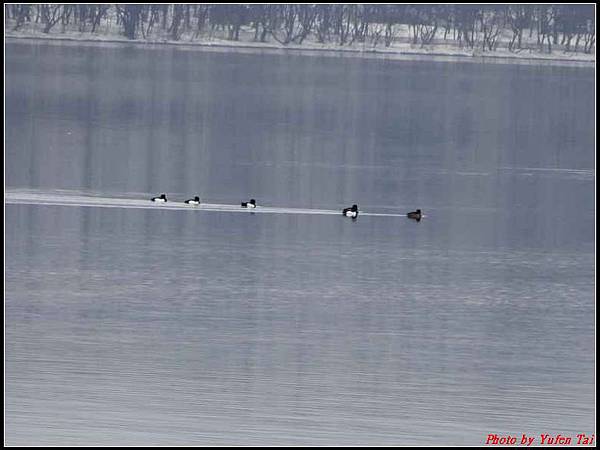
[485,433,595,446]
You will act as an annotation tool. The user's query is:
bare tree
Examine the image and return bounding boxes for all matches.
[536,5,553,53]
[40,4,62,34]
[332,5,352,45]
[116,5,142,40]
[269,5,315,45]
[193,4,210,38]
[348,5,370,45]
[480,6,505,52]
[5,4,594,55]
[315,5,332,44]
[12,4,32,31]
[408,5,440,47]
[569,5,596,54]
[455,5,478,48]
[208,5,247,41]
[507,5,532,51]
[168,4,184,40]
[295,5,317,44]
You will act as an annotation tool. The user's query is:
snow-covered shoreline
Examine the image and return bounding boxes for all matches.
[5,29,595,68]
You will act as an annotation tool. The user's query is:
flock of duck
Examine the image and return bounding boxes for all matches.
[151,193,422,221]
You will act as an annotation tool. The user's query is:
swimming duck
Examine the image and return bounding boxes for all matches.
[151,193,167,203]
[407,209,422,221]
[342,204,359,218]
[241,199,257,208]
[185,196,201,205]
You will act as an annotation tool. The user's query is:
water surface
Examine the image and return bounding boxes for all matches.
[5,40,595,445]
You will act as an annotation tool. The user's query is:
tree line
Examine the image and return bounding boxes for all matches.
[6,4,596,54]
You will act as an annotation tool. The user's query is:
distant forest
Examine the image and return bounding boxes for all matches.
[6,4,596,54]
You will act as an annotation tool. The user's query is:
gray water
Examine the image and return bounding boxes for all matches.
[5,40,595,445]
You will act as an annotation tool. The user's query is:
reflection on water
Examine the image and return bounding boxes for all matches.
[5,41,595,445]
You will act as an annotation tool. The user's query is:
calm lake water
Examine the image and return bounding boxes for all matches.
[5,40,595,445]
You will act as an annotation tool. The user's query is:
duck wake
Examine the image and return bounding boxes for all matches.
[6,190,408,218]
